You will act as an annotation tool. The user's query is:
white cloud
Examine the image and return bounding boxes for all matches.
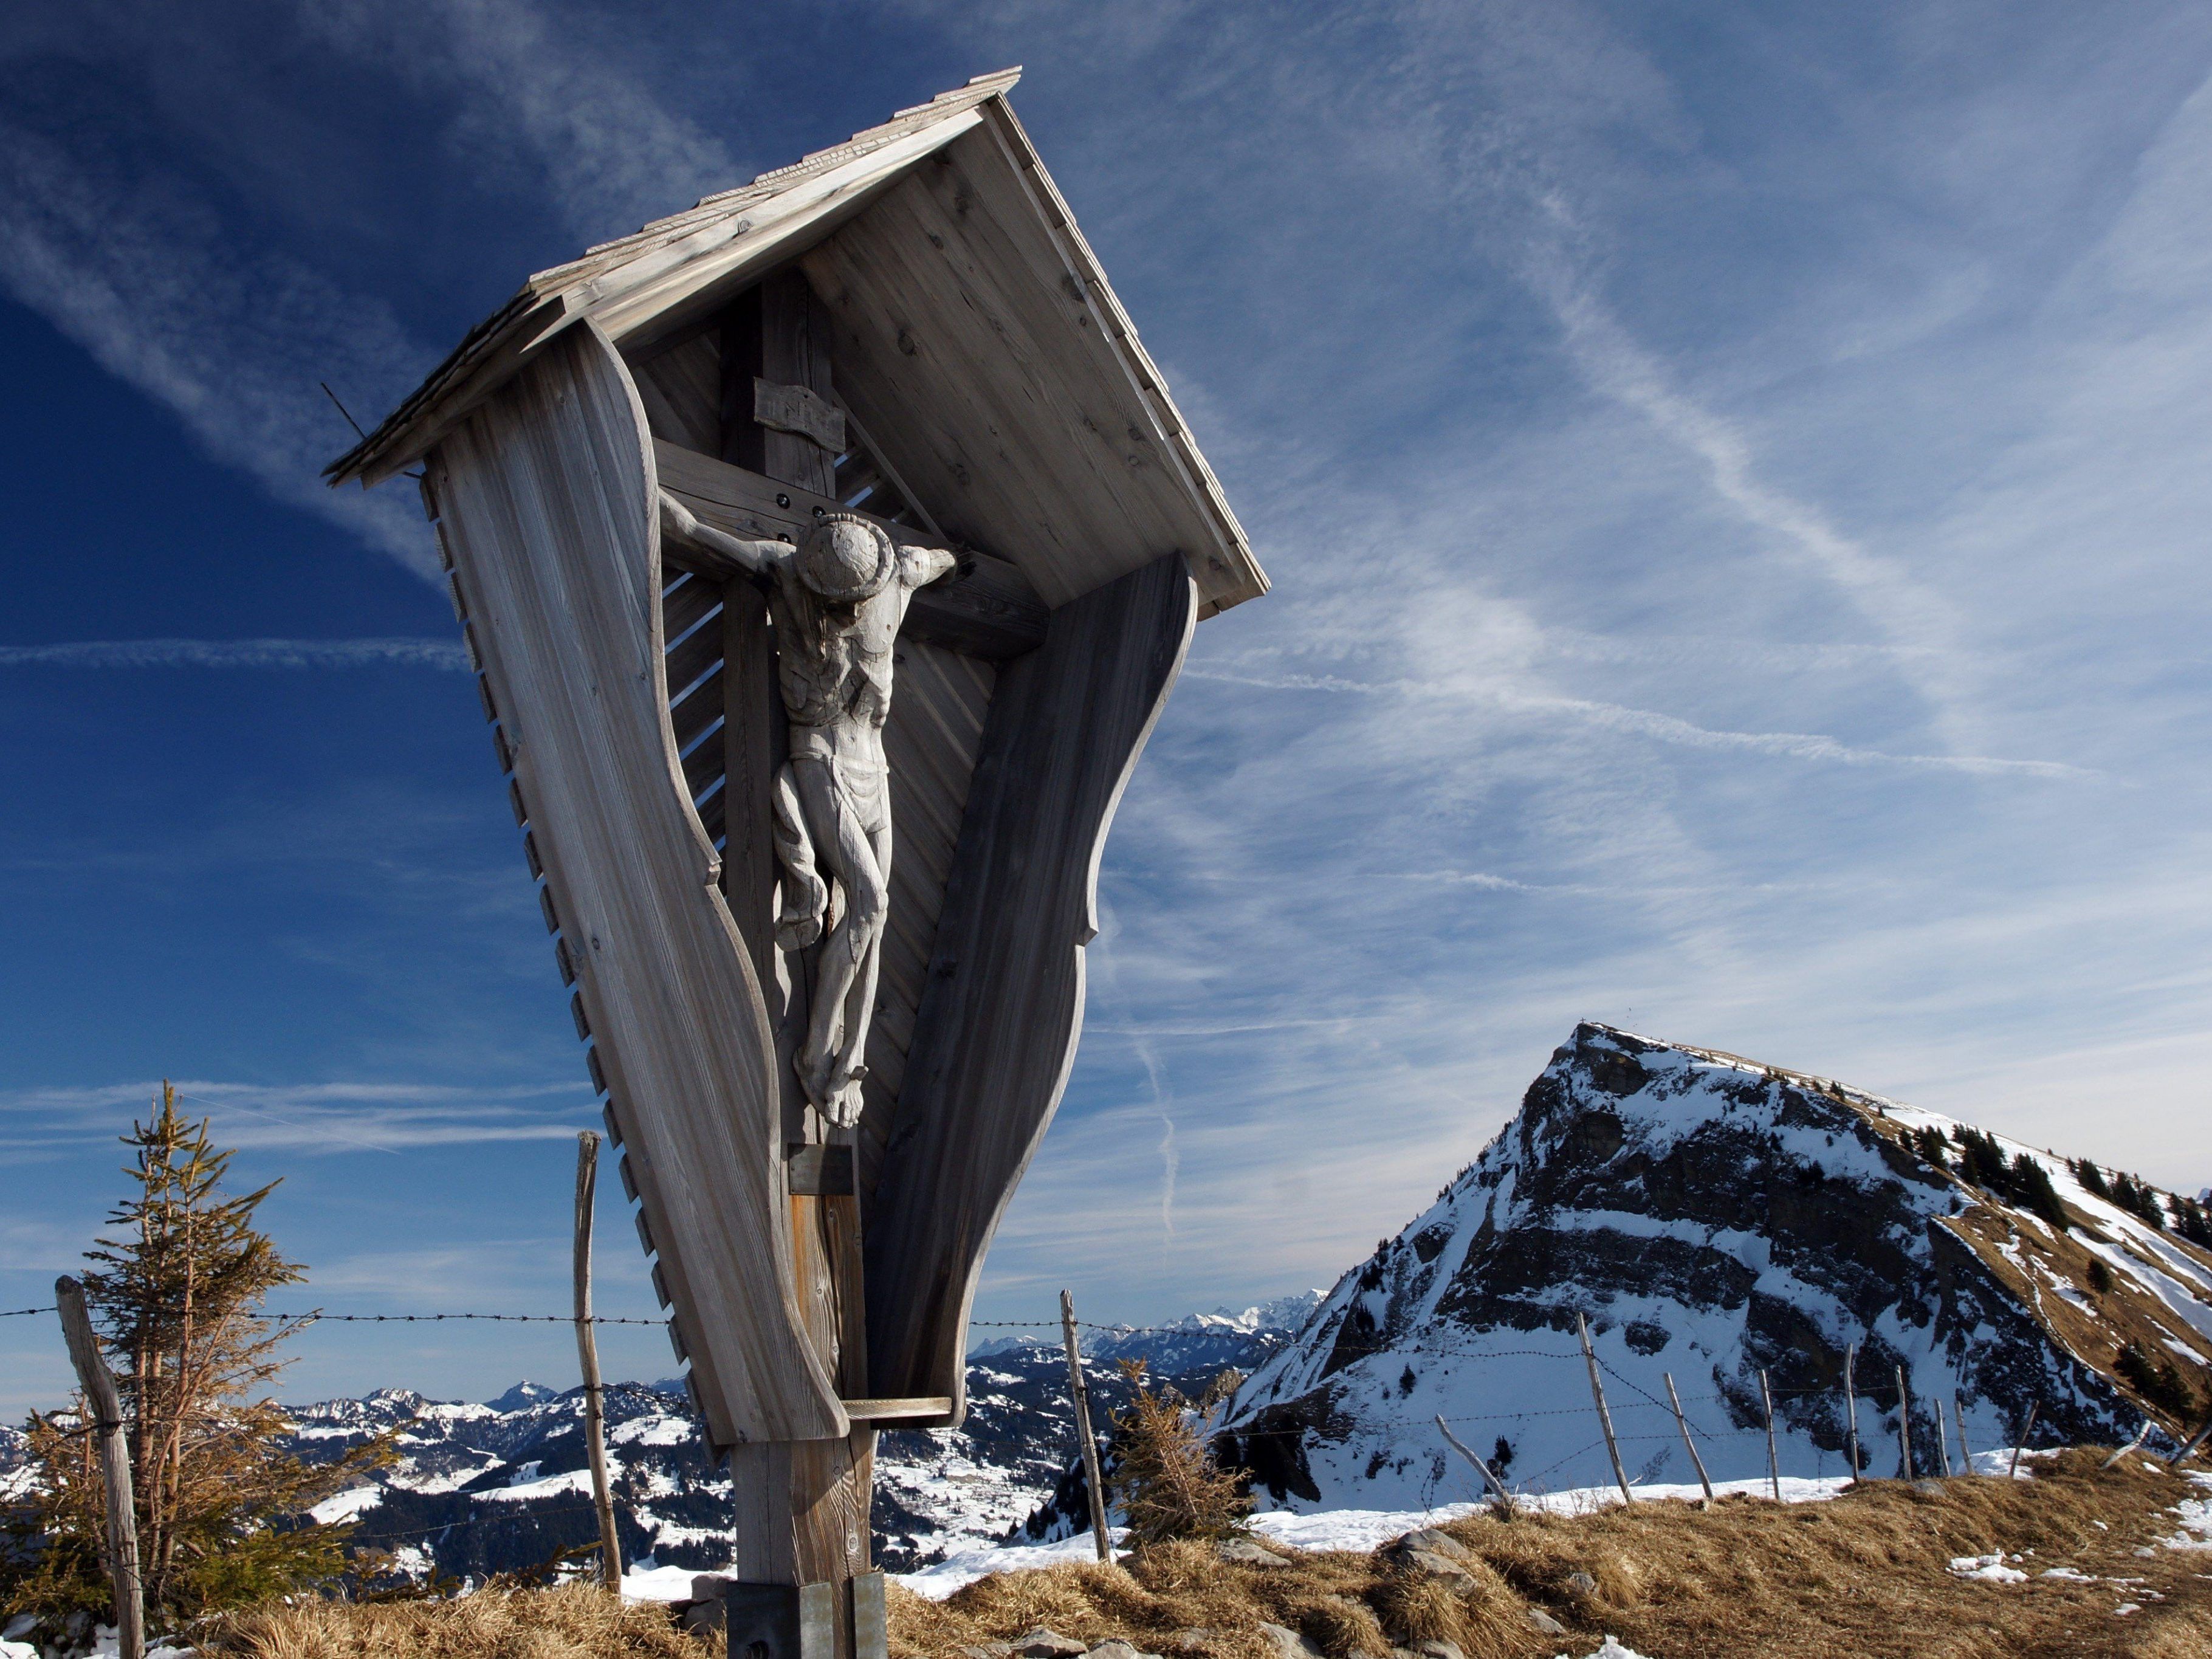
[0,119,438,577]
[0,1079,596,1156]
[0,637,468,670]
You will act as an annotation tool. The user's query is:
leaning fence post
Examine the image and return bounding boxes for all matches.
[1663,1373,1713,1507]
[2099,1421,2153,1471]
[2165,1406,2212,1468]
[1895,1365,1915,1480]
[1953,1395,1973,1475]
[2009,1401,2038,1480]
[1578,1313,1633,1506]
[572,1131,622,1590]
[57,1277,143,1659]
[1934,1393,1954,1478]
[1059,1290,1113,1562]
[1843,1344,1861,1481]
[1435,1415,1517,1518]
[1759,1368,1781,1500]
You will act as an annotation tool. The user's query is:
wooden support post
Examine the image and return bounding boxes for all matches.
[2099,1421,2153,1471]
[2009,1401,2038,1480]
[1953,1395,1973,1476]
[1895,1366,1915,1480]
[1661,1373,1713,1508]
[57,1277,142,1659]
[1434,1415,1517,1519]
[574,1132,623,1590]
[2164,1406,2212,1468]
[1843,1344,1861,1482]
[708,266,884,1659]
[1758,1368,1782,1500]
[1060,1290,1113,1562]
[1578,1313,1633,1506]
[1934,1393,1954,1477]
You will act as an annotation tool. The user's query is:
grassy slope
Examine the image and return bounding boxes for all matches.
[194,1452,2209,1659]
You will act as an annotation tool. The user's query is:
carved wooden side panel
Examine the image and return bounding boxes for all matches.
[429,320,844,1448]
[865,552,1197,1413]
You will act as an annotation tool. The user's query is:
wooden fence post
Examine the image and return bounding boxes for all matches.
[1758,1368,1781,1500]
[2099,1421,2153,1471]
[1954,1395,1973,1475]
[2164,1406,2212,1468]
[1843,1344,1860,1481]
[1059,1291,1112,1562]
[1577,1314,1633,1506]
[573,1131,622,1590]
[1934,1393,1954,1477]
[2009,1401,2038,1480]
[1662,1373,1713,1507]
[56,1277,143,1659]
[1434,1415,1517,1519]
[1895,1366,1915,1480]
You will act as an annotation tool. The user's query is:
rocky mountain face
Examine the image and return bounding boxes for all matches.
[249,1299,1311,1584]
[1219,1023,2212,1511]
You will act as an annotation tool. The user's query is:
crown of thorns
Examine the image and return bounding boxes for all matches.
[797,513,896,603]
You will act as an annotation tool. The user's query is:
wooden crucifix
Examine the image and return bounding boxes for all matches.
[328,70,1267,1659]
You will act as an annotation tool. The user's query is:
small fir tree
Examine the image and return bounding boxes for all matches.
[1108,1359,1251,1547]
[2,1086,380,1631]
[2006,1153,2071,1233]
[2114,1341,2199,1420]
[2071,1158,2111,1200]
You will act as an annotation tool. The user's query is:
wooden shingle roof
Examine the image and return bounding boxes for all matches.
[329,70,1265,614]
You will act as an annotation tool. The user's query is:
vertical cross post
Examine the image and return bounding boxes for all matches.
[57,1277,142,1659]
[715,268,882,1659]
[1953,1395,1973,1475]
[1759,1368,1781,1499]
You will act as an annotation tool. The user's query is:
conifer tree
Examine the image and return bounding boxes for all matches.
[2,1085,380,1630]
[1107,1359,1251,1547]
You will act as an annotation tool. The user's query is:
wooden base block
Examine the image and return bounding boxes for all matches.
[715,1572,886,1659]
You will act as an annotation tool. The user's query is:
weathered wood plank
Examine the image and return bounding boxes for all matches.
[865,552,1195,1412]
[430,321,842,1446]
[856,640,995,1209]
[840,1398,953,1422]
[721,273,840,496]
[656,440,1046,659]
[629,331,722,453]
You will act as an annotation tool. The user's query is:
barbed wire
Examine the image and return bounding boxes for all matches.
[0,1306,664,1324]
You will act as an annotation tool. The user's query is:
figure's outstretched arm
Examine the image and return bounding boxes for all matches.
[658,490,790,577]
[898,541,961,588]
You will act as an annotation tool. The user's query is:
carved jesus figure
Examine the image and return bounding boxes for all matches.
[660,492,958,1127]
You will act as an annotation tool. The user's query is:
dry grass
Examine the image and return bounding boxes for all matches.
[891,1450,2212,1659]
[177,1452,2210,1659]
[197,1581,716,1659]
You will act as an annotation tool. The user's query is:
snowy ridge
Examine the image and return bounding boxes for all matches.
[1220,1023,2212,1512]
[970,1293,1322,1376]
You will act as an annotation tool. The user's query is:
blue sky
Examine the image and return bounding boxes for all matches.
[5,0,2211,1418]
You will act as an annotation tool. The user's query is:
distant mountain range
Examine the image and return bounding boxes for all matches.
[1217,1022,2212,1510]
[224,1294,1318,1584]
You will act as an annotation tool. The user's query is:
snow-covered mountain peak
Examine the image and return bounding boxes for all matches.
[1221,1022,2212,1511]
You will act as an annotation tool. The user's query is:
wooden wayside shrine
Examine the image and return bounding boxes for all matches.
[329,69,1266,1659]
